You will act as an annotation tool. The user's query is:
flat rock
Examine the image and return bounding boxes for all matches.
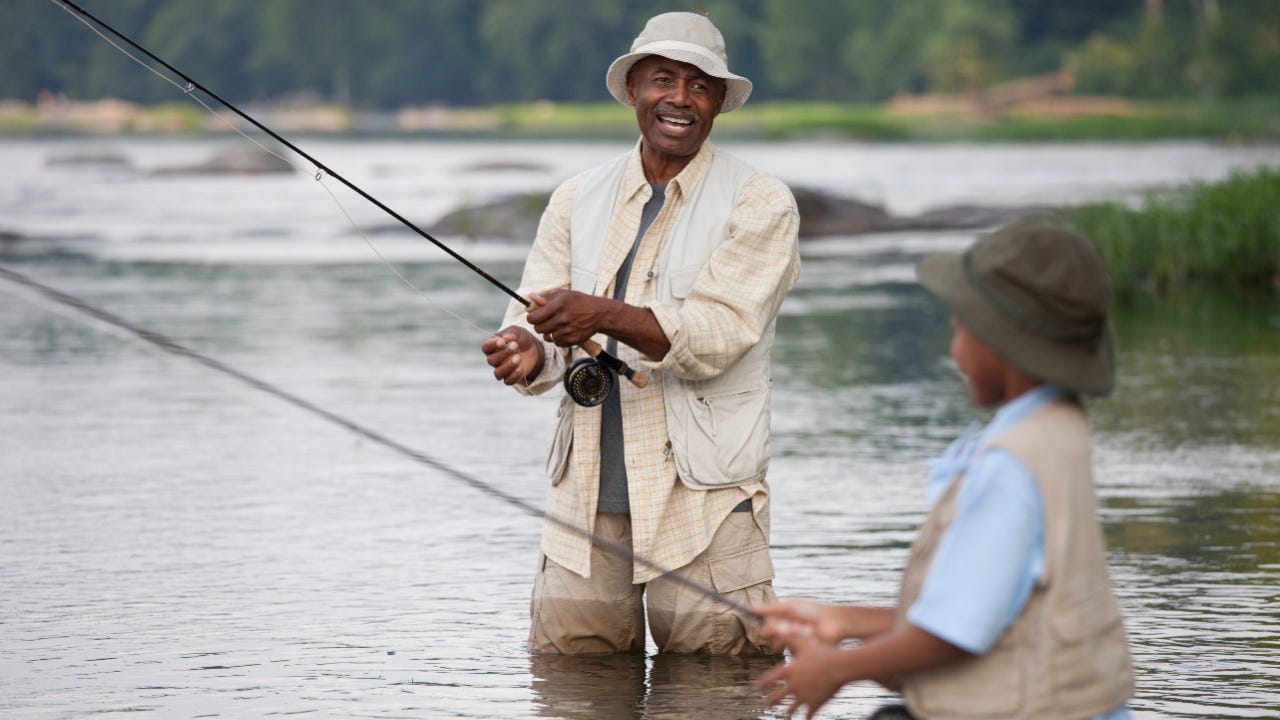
[422,187,1059,241]
[150,144,294,176]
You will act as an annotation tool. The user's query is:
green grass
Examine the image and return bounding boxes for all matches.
[6,95,1277,141]
[491,98,1280,142]
[1067,167,1280,294]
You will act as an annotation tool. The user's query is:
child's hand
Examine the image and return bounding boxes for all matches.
[755,634,845,719]
[753,598,848,646]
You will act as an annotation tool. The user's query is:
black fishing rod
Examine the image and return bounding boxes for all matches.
[51,0,645,406]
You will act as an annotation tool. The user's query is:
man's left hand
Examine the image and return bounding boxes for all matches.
[527,289,602,346]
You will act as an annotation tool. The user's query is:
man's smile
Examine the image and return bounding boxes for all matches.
[657,110,696,133]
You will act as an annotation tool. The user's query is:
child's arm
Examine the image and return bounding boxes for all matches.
[754,598,895,645]
[756,623,968,719]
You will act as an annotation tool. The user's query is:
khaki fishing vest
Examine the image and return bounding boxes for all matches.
[565,147,774,490]
[895,399,1133,720]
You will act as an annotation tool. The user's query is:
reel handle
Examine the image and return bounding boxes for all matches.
[579,338,649,389]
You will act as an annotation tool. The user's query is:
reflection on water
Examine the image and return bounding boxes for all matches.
[1102,289,1280,447]
[530,653,781,719]
[2,138,1279,719]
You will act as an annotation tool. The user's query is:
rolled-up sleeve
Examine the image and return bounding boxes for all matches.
[499,176,579,396]
[646,174,800,380]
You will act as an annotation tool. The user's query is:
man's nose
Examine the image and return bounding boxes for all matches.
[669,80,691,106]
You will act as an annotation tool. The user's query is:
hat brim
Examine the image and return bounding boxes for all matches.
[605,46,752,113]
[916,252,1115,397]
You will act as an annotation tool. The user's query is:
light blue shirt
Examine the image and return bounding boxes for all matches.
[906,385,1130,720]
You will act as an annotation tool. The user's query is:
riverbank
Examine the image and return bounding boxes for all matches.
[1069,167,1280,294]
[3,94,1278,142]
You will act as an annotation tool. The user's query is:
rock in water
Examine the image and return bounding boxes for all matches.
[151,144,295,176]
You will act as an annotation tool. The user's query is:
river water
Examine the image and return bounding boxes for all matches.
[1,137,1279,719]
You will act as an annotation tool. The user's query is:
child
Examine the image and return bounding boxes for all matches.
[754,217,1134,720]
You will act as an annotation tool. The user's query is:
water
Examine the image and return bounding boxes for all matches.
[2,137,1279,718]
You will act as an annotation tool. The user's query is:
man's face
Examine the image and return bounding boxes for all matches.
[626,55,726,162]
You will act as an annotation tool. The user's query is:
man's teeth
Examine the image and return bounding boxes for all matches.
[660,115,692,125]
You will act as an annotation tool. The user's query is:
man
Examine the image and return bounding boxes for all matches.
[481,12,800,655]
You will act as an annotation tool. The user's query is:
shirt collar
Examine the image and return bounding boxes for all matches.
[621,139,717,203]
[978,384,1067,446]
[926,384,1067,503]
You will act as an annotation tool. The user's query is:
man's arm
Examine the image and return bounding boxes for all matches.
[482,176,579,395]
[526,289,671,361]
[647,173,800,380]
[755,598,896,646]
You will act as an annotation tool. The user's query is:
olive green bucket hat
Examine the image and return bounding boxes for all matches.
[915,217,1117,397]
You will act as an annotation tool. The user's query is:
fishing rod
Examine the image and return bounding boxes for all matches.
[0,264,756,619]
[50,0,645,407]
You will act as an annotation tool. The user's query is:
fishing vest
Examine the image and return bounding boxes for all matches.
[894,399,1133,720]
[566,147,774,490]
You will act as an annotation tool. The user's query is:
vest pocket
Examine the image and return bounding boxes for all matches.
[667,266,702,299]
[673,383,770,488]
[545,395,574,486]
[1048,593,1129,696]
[910,633,1024,717]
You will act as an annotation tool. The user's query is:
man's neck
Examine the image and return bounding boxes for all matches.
[639,142,700,185]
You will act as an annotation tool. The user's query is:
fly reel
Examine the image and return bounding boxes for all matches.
[562,338,648,407]
[563,357,615,407]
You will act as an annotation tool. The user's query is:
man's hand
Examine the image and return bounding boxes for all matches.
[526,289,601,347]
[755,599,850,649]
[756,635,845,719]
[527,289,671,360]
[754,599,896,649]
[482,325,544,385]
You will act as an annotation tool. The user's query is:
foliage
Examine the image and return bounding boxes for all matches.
[486,98,1277,143]
[3,0,1278,108]
[1069,168,1280,293]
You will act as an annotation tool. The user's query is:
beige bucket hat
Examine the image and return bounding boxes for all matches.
[916,217,1117,397]
[605,12,753,113]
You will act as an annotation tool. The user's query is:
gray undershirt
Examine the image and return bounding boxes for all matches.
[597,183,666,514]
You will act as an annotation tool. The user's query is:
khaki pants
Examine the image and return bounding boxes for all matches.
[529,511,780,655]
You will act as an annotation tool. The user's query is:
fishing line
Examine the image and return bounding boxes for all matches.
[48,0,648,403]
[0,265,758,619]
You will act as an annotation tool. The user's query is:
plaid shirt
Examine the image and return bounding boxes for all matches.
[502,140,800,582]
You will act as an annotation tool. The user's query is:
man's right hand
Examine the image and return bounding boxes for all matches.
[482,326,545,385]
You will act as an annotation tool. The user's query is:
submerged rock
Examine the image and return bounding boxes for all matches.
[457,159,552,174]
[45,151,133,169]
[423,186,1059,241]
[893,204,1062,232]
[428,193,549,240]
[790,186,894,237]
[150,144,295,176]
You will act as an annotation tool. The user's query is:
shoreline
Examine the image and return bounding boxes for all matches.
[3,95,1278,143]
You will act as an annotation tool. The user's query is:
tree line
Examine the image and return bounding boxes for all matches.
[6,0,1278,107]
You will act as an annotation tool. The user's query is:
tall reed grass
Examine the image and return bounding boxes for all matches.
[1068,167,1280,293]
